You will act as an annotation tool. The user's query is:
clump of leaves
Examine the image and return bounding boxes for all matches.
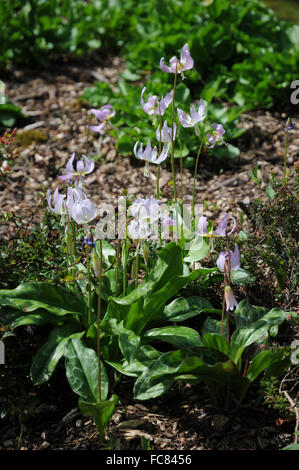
[0,209,66,289]
[260,376,293,419]
[241,174,299,308]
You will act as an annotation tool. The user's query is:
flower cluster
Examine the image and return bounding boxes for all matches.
[47,184,97,225]
[128,196,173,240]
[135,44,226,175]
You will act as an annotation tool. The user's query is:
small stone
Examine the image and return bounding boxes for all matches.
[3,440,14,448]
[39,441,50,449]
[75,419,83,428]
[211,414,230,432]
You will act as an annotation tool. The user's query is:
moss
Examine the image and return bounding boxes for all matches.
[13,130,48,148]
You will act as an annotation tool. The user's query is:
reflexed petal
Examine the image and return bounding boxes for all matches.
[180,44,194,70]
[160,57,172,73]
[214,214,229,236]
[216,251,226,272]
[155,146,169,164]
[82,155,95,174]
[90,123,105,132]
[230,244,240,271]
[177,108,192,127]
[66,153,75,173]
[197,216,209,235]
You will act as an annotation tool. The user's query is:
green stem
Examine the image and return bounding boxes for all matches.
[86,115,92,157]
[283,117,290,185]
[191,134,206,220]
[86,244,92,325]
[97,239,103,402]
[179,138,183,202]
[170,68,178,202]
[135,242,140,288]
[156,108,162,198]
[122,225,128,295]
[115,238,121,297]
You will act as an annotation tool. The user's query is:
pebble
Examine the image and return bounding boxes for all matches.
[3,439,14,448]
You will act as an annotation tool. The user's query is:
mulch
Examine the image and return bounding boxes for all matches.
[0,54,298,451]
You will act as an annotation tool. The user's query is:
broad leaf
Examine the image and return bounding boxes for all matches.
[143,326,203,352]
[106,345,160,377]
[0,282,87,318]
[78,394,118,440]
[161,296,219,322]
[30,323,84,385]
[65,337,108,402]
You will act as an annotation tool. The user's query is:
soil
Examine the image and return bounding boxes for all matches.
[0,54,298,451]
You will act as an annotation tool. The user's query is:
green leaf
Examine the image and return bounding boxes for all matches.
[30,324,84,385]
[246,349,289,383]
[183,237,210,263]
[78,395,118,440]
[144,326,203,352]
[106,345,160,377]
[202,333,231,358]
[231,268,255,285]
[65,337,108,402]
[161,296,218,322]
[0,282,87,318]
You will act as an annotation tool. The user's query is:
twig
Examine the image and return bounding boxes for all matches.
[279,368,299,444]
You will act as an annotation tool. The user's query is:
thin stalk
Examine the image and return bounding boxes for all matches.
[86,114,92,157]
[135,242,140,288]
[86,244,92,325]
[283,117,290,185]
[97,239,103,402]
[122,225,128,295]
[115,238,121,297]
[170,67,178,202]
[220,290,226,337]
[191,134,205,220]
[179,138,183,202]
[156,108,162,198]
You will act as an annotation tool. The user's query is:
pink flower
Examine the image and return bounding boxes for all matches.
[134,140,168,165]
[90,105,115,132]
[197,213,236,237]
[217,245,241,273]
[160,44,194,79]
[58,153,94,183]
[156,120,177,143]
[141,87,173,116]
[206,123,226,149]
[177,100,206,128]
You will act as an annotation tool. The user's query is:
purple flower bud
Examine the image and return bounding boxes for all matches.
[224,285,238,311]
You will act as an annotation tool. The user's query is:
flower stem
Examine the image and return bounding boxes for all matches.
[122,226,129,295]
[179,138,183,202]
[115,238,121,297]
[97,239,103,402]
[170,69,178,202]
[283,117,290,185]
[135,242,140,288]
[191,134,205,220]
[86,244,92,325]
